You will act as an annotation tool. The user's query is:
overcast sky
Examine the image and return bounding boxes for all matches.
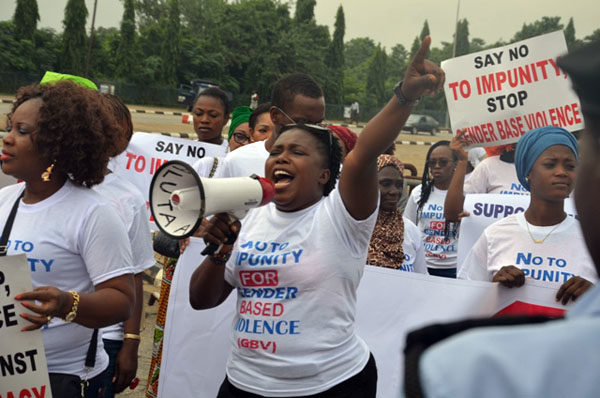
[1,0,598,50]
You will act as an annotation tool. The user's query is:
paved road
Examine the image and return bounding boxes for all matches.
[1,102,184,128]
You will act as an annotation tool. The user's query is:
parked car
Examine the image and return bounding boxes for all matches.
[402,114,440,135]
[177,79,233,111]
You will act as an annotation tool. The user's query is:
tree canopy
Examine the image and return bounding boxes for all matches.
[1,4,598,116]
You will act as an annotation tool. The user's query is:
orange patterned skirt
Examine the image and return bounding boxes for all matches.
[145,255,178,398]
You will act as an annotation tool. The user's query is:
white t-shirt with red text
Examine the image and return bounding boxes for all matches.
[458,212,597,285]
[404,184,458,269]
[223,189,377,396]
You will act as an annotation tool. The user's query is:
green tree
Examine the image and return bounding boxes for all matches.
[420,20,430,42]
[116,0,137,80]
[295,0,316,23]
[162,0,180,84]
[324,5,345,104]
[366,45,387,107]
[512,16,563,42]
[386,43,408,89]
[134,0,167,27]
[0,21,36,72]
[216,0,293,99]
[180,0,226,42]
[88,27,120,78]
[61,0,88,75]
[455,19,470,56]
[469,37,486,53]
[409,36,420,59]
[564,17,576,49]
[585,28,600,44]
[344,37,376,68]
[13,0,39,41]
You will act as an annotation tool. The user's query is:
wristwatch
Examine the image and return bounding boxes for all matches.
[393,81,419,106]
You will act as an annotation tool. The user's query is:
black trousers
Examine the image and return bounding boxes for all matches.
[49,370,108,398]
[217,353,377,398]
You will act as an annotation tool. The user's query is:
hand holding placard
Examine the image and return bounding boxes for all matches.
[0,254,52,398]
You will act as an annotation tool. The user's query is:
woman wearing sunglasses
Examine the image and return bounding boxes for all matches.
[404,140,459,278]
[189,37,444,397]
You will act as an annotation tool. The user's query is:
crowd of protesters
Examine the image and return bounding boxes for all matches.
[1,36,599,398]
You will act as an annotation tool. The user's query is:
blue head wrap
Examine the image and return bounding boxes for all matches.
[515,126,578,191]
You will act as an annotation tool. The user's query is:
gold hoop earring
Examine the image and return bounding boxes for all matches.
[41,163,55,182]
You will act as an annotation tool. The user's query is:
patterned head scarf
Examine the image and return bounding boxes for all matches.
[368,155,406,269]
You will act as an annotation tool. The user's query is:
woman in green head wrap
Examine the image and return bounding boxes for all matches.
[227,106,253,151]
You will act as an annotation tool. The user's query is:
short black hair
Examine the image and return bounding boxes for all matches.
[278,124,341,196]
[103,93,133,143]
[271,73,323,113]
[249,102,272,129]
[194,87,231,115]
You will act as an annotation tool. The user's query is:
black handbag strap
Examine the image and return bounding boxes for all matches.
[84,328,98,368]
[0,190,25,256]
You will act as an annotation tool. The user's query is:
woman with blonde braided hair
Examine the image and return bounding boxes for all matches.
[368,155,426,272]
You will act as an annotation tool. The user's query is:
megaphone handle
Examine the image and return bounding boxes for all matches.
[201,242,221,256]
[201,234,236,256]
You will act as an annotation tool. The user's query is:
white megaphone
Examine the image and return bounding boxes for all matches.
[149,160,274,254]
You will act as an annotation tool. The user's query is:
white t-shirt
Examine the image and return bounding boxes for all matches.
[458,212,597,284]
[404,184,458,269]
[94,173,155,341]
[401,218,427,273]
[192,156,227,178]
[221,140,269,178]
[0,181,134,378]
[223,189,378,396]
[464,155,529,195]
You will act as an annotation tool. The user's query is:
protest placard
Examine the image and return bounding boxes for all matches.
[110,132,228,227]
[0,254,52,398]
[158,239,568,397]
[442,31,583,147]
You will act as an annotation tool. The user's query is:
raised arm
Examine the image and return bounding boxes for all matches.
[444,131,469,221]
[339,37,445,220]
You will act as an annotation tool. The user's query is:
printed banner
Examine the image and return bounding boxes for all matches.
[457,194,577,269]
[442,31,583,147]
[0,255,52,398]
[110,132,227,227]
[158,239,568,397]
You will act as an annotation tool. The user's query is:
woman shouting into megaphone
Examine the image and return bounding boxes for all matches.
[189,37,445,398]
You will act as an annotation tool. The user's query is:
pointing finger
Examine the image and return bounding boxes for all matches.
[413,36,431,66]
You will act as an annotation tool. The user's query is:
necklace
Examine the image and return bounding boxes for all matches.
[525,219,562,244]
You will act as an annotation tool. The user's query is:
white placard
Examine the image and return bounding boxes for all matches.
[158,240,568,397]
[110,132,228,228]
[442,31,583,147]
[0,254,52,398]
